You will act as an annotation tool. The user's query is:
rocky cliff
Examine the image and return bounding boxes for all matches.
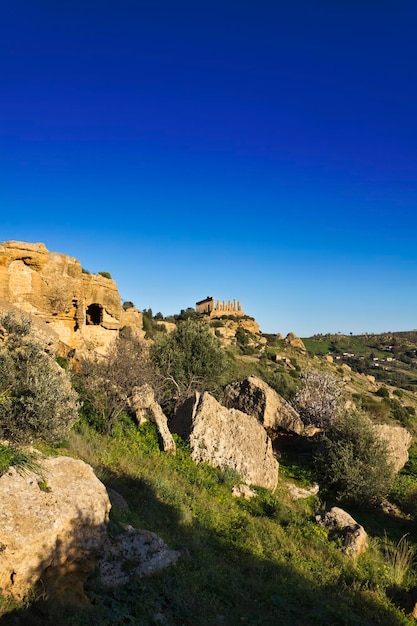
[0,241,144,357]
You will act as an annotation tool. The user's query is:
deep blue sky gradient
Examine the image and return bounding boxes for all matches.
[1,1,416,335]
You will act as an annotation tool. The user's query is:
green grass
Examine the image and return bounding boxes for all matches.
[3,419,416,625]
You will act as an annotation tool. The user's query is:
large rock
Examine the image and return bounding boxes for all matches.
[96,525,181,588]
[0,240,144,357]
[316,507,368,557]
[373,424,412,473]
[172,392,279,490]
[0,456,111,602]
[223,375,317,437]
[130,384,176,454]
[284,332,306,350]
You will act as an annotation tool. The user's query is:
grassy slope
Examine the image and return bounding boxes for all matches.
[4,419,416,626]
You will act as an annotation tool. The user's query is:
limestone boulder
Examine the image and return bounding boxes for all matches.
[96,525,181,588]
[130,384,176,454]
[0,456,111,602]
[223,375,317,437]
[285,332,306,350]
[316,507,368,557]
[284,482,319,501]
[172,392,278,490]
[373,424,412,473]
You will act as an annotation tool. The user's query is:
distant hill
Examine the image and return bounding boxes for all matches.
[302,331,417,392]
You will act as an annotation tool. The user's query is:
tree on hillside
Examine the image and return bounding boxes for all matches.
[293,369,343,429]
[76,332,155,434]
[0,312,79,444]
[151,318,230,406]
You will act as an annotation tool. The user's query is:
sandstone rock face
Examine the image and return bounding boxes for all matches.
[373,424,412,473]
[317,507,368,557]
[130,384,176,454]
[0,456,111,602]
[172,392,279,490]
[223,375,316,437]
[0,240,144,357]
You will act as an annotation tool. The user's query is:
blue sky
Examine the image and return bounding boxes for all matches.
[1,1,416,336]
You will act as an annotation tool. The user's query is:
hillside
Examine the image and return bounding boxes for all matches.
[1,242,417,625]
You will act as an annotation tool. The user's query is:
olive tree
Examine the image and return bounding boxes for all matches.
[0,312,79,444]
[151,318,230,405]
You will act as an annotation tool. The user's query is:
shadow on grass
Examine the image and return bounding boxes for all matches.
[2,468,414,626]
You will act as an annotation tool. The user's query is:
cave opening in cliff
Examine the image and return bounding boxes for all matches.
[86,303,103,326]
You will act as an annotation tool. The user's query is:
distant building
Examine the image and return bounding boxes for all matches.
[195,296,245,318]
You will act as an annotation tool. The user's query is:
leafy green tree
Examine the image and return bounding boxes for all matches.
[314,408,395,505]
[0,312,79,444]
[151,319,230,404]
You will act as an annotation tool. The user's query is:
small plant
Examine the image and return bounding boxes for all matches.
[38,480,52,492]
[0,443,41,477]
[98,271,112,279]
[383,533,416,587]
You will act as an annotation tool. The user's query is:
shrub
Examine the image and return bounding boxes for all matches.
[0,312,79,444]
[376,386,390,399]
[75,334,154,434]
[293,369,343,428]
[314,408,395,505]
[98,271,112,279]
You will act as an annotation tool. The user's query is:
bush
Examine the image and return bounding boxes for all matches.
[98,271,112,279]
[75,334,154,434]
[314,408,395,505]
[376,386,390,399]
[0,312,79,444]
[293,369,343,428]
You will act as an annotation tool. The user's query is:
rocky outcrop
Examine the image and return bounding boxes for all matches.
[0,456,111,602]
[130,384,176,454]
[0,240,144,357]
[172,392,279,490]
[316,507,368,557]
[373,424,412,473]
[285,332,305,350]
[223,376,317,437]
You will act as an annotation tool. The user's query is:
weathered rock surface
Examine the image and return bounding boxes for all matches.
[284,332,306,350]
[373,423,412,473]
[223,375,317,437]
[284,482,319,501]
[0,456,111,602]
[131,384,176,454]
[231,484,257,499]
[172,392,279,490]
[96,525,181,588]
[0,240,144,357]
[316,507,368,557]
